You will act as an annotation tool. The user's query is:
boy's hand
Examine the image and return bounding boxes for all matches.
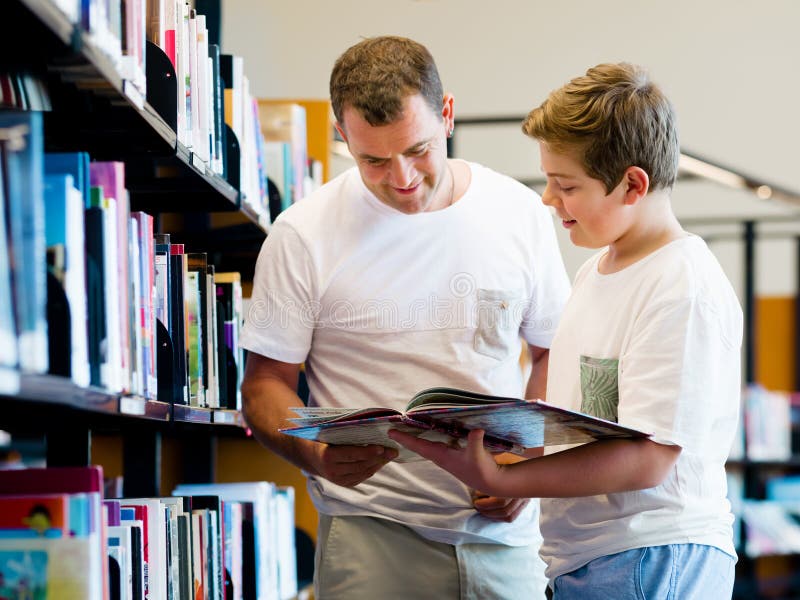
[387,428,503,495]
[471,492,530,522]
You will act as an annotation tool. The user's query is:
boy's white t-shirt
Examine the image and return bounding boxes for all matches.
[240,163,572,546]
[540,234,742,580]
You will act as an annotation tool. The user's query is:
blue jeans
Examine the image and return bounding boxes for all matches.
[552,544,735,599]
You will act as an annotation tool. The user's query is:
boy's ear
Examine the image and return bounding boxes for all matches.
[622,166,650,205]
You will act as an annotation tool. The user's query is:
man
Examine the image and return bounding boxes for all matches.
[240,35,570,599]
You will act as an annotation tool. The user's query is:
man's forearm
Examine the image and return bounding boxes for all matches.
[241,376,320,475]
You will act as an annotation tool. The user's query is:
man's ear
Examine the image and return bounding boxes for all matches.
[442,93,455,135]
[335,122,348,143]
[622,166,650,205]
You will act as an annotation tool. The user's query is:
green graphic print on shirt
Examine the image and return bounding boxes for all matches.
[579,356,620,422]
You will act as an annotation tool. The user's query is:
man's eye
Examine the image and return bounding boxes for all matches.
[366,159,386,166]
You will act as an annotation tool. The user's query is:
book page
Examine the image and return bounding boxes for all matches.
[406,388,521,412]
[288,406,401,426]
[411,401,647,447]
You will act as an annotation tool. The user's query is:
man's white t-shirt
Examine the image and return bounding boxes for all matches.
[240,162,571,546]
[540,234,742,579]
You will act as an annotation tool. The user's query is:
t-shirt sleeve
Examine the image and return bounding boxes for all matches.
[239,221,318,364]
[618,296,740,452]
[520,200,572,349]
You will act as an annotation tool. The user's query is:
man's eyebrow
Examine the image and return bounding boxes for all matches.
[356,138,433,162]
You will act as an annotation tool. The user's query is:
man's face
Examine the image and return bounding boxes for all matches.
[338,94,452,214]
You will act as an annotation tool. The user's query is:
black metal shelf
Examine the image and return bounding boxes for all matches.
[0,374,246,432]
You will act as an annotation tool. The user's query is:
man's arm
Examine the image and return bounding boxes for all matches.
[525,343,549,401]
[241,352,397,487]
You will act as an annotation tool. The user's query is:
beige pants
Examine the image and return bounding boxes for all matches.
[314,514,547,600]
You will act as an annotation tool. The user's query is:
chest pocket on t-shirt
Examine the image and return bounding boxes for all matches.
[579,356,620,422]
[474,288,519,360]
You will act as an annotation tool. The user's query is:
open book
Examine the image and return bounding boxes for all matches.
[280,387,650,462]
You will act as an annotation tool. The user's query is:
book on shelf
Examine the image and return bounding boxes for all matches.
[281,387,651,462]
[1,111,48,375]
[215,272,244,410]
[0,135,17,381]
[0,466,106,600]
[172,481,287,600]
[44,173,91,387]
[90,161,131,394]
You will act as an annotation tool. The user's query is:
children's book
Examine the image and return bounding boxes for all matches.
[280,387,650,462]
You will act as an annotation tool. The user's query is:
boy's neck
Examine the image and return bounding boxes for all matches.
[599,191,686,274]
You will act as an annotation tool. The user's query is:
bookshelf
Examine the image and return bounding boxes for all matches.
[0,1,319,598]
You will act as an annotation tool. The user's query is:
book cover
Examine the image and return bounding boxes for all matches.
[170,245,189,404]
[274,487,297,600]
[84,202,107,388]
[132,212,157,399]
[0,466,106,600]
[187,253,209,407]
[90,162,131,393]
[44,173,90,387]
[281,387,651,463]
[208,43,224,176]
[173,482,276,600]
[215,273,243,410]
[116,512,144,600]
[0,141,17,376]
[44,152,91,209]
[0,111,48,374]
[0,494,71,538]
[189,495,225,600]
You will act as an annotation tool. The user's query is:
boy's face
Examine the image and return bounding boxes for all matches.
[539,143,628,249]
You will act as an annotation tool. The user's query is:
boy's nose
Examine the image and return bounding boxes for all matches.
[541,184,559,207]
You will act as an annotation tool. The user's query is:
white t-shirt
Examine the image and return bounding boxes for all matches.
[240,162,571,546]
[540,234,742,579]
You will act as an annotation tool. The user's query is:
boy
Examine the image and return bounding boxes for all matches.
[389,62,742,598]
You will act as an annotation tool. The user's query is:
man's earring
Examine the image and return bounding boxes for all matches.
[448,127,454,138]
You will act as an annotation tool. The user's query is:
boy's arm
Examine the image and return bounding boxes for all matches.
[242,352,397,488]
[469,343,550,521]
[389,428,680,499]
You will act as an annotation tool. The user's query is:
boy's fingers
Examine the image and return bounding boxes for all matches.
[388,429,449,461]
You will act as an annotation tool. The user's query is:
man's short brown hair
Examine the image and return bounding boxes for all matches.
[330,36,444,127]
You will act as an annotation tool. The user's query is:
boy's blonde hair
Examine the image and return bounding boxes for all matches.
[522,63,679,193]
[330,36,444,127]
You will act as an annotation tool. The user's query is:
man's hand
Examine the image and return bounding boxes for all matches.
[303,442,398,487]
[388,428,503,495]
